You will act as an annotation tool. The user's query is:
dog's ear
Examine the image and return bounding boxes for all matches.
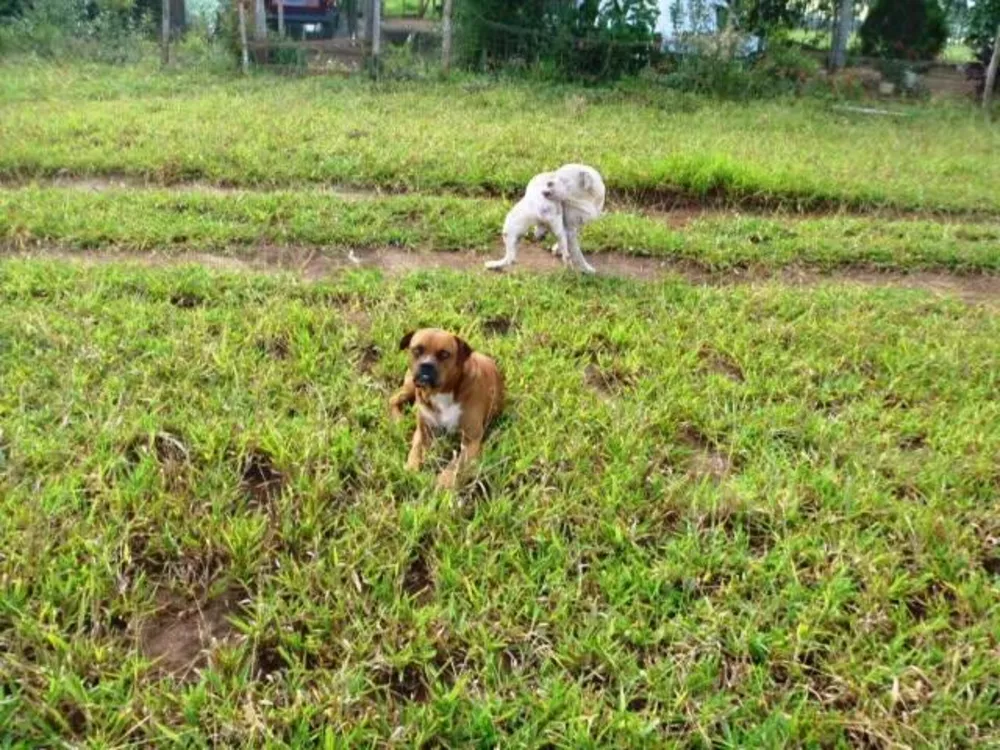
[577,171,591,192]
[398,331,415,351]
[454,335,473,366]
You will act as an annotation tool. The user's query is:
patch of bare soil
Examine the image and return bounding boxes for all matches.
[677,424,734,482]
[241,447,284,508]
[697,345,745,382]
[353,342,382,373]
[584,363,637,396]
[8,245,1000,304]
[140,588,244,678]
[776,265,1000,305]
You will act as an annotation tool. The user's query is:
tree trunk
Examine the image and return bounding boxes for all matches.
[984,24,1000,112]
[254,0,267,40]
[830,0,852,70]
[238,0,250,73]
[277,0,284,37]
[441,0,453,73]
[363,0,374,42]
[161,0,170,65]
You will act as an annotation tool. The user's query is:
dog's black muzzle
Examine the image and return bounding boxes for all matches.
[415,362,438,388]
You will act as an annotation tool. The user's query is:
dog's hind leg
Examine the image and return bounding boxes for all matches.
[546,217,569,261]
[565,226,595,274]
[485,231,520,271]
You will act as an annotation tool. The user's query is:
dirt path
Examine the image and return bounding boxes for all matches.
[12,245,1000,305]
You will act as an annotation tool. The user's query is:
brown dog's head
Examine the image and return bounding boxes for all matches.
[399,328,473,391]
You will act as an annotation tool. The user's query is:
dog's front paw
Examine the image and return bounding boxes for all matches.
[485,260,510,271]
[576,261,596,275]
[405,454,422,471]
[436,469,457,490]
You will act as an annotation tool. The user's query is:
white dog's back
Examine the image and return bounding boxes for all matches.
[552,163,605,222]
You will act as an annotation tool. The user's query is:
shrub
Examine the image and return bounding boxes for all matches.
[751,40,819,91]
[0,0,147,60]
[658,52,756,97]
[0,0,22,20]
[554,0,660,80]
[859,0,949,61]
[737,0,807,37]
[650,37,821,99]
[455,0,659,81]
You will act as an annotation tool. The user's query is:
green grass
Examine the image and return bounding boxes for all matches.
[382,0,437,18]
[940,43,975,64]
[785,29,856,51]
[2,54,999,746]
[2,259,1000,745]
[2,60,999,212]
[4,185,1000,271]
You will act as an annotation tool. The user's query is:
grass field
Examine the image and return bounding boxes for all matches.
[3,57,1000,747]
[2,260,1000,746]
[1,60,999,212]
[3,185,1000,272]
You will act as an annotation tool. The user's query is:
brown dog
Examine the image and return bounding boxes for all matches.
[389,328,504,489]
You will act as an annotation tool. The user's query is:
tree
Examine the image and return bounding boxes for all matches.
[735,0,807,37]
[985,23,1000,109]
[134,0,185,33]
[941,0,970,37]
[830,0,853,69]
[964,0,1000,96]
[456,0,657,80]
[967,0,1000,56]
[859,0,949,60]
[0,0,23,19]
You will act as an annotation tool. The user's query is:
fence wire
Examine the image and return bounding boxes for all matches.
[179,4,982,100]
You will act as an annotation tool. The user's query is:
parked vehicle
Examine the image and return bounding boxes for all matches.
[268,0,341,38]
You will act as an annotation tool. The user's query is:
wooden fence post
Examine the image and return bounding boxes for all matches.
[238,0,250,74]
[363,0,374,43]
[371,0,381,75]
[277,0,285,38]
[441,0,452,74]
[161,0,170,66]
[984,24,1000,114]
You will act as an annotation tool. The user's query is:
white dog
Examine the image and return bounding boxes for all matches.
[485,171,567,273]
[486,163,605,274]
